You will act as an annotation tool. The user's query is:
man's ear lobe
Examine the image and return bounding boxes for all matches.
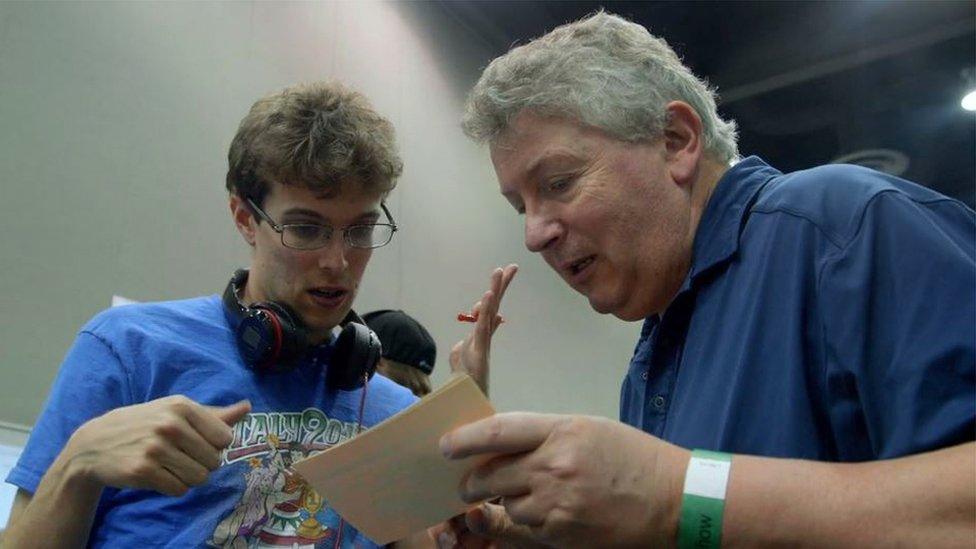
[663,101,704,186]
[229,194,256,246]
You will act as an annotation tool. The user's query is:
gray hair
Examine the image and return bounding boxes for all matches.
[462,11,738,162]
[227,81,402,205]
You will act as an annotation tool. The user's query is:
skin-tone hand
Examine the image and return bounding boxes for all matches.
[438,412,690,548]
[62,395,252,495]
[3,396,252,548]
[429,507,550,549]
[450,264,518,396]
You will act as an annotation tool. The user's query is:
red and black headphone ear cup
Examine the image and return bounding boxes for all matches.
[223,269,310,373]
[233,301,309,374]
[258,302,309,366]
[236,307,282,369]
[329,321,381,391]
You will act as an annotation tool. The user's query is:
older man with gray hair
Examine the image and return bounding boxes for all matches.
[438,11,975,549]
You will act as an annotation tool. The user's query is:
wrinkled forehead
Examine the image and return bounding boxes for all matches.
[489,113,601,182]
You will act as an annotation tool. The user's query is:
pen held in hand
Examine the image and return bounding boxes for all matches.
[456,312,505,324]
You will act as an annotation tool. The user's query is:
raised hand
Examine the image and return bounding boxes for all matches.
[63,395,251,496]
[450,264,518,396]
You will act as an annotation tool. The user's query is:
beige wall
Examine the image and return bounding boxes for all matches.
[0,1,639,428]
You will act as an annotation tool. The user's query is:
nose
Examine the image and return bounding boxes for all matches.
[524,209,562,253]
[316,233,349,272]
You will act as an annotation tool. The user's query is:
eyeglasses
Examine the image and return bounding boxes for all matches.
[246,197,398,250]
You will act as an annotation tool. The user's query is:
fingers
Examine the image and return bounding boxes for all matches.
[214,400,252,426]
[465,503,538,545]
[441,413,562,459]
[475,290,496,342]
[494,264,518,301]
[461,454,530,503]
[144,464,192,497]
[484,269,505,329]
[432,514,496,549]
[450,340,465,373]
[467,264,518,333]
[498,495,546,529]
[159,400,248,472]
[188,400,250,448]
[153,438,212,487]
[168,416,226,471]
[487,265,517,334]
[112,434,206,495]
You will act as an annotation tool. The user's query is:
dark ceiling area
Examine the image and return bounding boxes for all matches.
[433,0,976,207]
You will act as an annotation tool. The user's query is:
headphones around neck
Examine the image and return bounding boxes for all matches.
[222,269,380,391]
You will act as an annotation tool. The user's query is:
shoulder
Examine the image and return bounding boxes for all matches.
[81,295,225,349]
[364,374,418,414]
[753,163,970,248]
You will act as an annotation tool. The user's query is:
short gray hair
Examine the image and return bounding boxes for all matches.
[462,11,738,162]
[227,81,402,205]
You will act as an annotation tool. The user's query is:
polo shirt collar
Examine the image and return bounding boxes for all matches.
[687,156,780,284]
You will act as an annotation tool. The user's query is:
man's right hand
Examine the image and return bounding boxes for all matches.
[62,396,251,496]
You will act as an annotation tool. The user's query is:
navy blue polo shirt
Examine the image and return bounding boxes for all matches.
[620,157,975,461]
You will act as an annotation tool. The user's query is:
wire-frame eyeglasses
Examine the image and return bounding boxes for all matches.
[245,197,398,250]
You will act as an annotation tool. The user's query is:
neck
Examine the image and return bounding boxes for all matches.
[239,270,261,307]
[687,156,730,244]
[655,156,731,316]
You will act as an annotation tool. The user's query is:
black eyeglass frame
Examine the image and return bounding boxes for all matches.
[245,197,398,250]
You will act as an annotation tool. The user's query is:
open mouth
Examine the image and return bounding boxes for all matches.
[310,288,345,299]
[568,255,595,276]
[307,288,349,309]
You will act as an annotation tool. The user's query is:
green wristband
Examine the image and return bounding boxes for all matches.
[678,449,732,549]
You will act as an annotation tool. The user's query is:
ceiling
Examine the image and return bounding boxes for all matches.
[433,0,976,207]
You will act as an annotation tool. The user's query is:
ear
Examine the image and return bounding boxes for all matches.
[662,101,704,187]
[229,194,257,247]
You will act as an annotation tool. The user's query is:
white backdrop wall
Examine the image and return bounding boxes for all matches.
[0,1,639,428]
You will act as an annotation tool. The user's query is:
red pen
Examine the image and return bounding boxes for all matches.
[457,312,505,324]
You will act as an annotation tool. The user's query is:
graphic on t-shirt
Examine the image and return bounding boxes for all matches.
[208,408,365,548]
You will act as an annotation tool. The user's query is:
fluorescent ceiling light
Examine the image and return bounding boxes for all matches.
[962,90,976,112]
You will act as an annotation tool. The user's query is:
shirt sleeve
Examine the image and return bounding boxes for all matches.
[4,330,132,493]
[819,191,976,459]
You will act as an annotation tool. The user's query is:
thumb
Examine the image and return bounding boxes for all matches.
[449,341,464,372]
[466,503,538,545]
[212,399,251,426]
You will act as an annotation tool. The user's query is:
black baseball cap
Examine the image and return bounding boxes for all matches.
[362,309,436,374]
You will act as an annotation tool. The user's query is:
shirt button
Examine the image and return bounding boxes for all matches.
[652,395,667,409]
[641,371,649,380]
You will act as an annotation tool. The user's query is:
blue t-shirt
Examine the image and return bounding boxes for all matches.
[6,295,417,547]
[621,157,975,460]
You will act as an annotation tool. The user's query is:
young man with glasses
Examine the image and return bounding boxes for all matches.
[3,82,430,548]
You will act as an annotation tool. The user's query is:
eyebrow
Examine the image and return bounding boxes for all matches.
[525,150,582,182]
[281,208,326,220]
[280,207,381,224]
[501,150,582,200]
